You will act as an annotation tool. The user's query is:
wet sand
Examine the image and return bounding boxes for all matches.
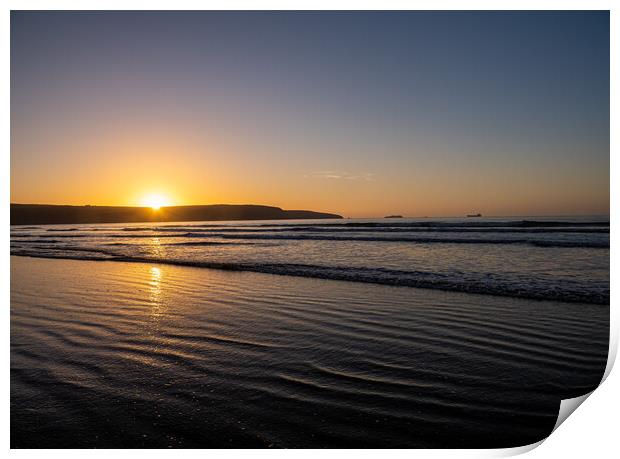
[11,256,609,448]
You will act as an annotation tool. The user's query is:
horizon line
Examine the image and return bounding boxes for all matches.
[9,202,610,220]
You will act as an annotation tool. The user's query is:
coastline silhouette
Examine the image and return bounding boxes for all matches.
[10,203,342,225]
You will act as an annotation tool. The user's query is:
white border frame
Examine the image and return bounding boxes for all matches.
[2,2,616,458]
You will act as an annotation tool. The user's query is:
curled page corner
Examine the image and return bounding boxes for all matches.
[552,391,593,433]
[494,439,545,457]
[548,326,618,436]
[493,394,591,458]
[496,342,616,458]
[602,332,618,382]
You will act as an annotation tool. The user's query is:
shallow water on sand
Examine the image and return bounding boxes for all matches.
[11,257,608,448]
[10,217,610,304]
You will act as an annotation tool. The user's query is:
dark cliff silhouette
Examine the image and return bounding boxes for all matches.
[11,204,342,225]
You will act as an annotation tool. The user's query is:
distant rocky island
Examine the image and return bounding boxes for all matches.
[384,215,403,218]
[10,204,342,225]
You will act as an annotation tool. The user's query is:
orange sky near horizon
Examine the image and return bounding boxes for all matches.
[10,118,610,218]
[10,12,610,218]
[10,158,610,218]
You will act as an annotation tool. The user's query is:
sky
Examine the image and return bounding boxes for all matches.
[11,11,609,217]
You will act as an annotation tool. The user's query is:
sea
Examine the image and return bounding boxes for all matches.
[10,216,610,304]
[10,216,610,448]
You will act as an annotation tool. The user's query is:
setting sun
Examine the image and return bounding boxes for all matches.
[141,193,171,210]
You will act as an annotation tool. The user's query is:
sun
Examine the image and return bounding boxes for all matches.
[141,193,171,210]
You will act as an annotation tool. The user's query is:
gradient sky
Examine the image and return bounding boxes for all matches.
[11,11,609,217]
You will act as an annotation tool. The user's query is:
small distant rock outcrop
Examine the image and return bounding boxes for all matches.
[384,215,403,218]
[10,204,343,225]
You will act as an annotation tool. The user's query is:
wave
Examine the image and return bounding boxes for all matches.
[209,233,610,248]
[11,232,609,248]
[9,250,609,305]
[117,220,609,230]
[531,240,610,248]
[164,241,264,246]
[11,233,92,238]
[221,220,610,228]
[15,238,64,244]
[12,231,609,248]
[16,234,611,248]
[12,233,187,239]
[113,226,610,234]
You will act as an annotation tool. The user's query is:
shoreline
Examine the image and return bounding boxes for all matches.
[9,254,610,306]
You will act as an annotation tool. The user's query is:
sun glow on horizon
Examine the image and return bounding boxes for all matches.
[141,193,172,210]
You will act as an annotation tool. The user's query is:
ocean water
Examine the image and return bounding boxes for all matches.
[11,256,609,448]
[10,216,610,304]
[10,217,610,447]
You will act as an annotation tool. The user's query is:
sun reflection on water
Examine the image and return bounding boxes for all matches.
[149,266,164,320]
